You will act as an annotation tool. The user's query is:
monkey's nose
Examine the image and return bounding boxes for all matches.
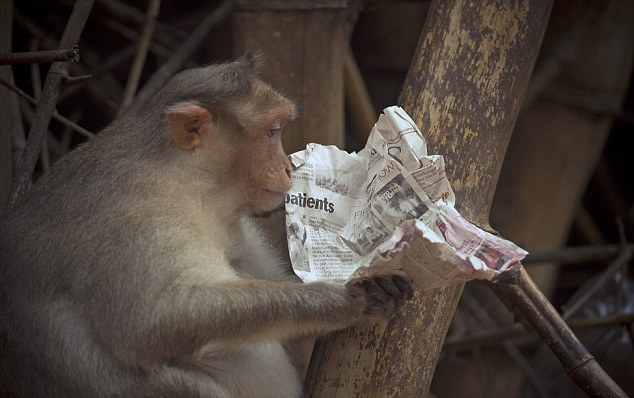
[285,157,292,178]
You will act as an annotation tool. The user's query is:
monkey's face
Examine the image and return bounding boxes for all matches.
[166,78,296,217]
[240,111,294,214]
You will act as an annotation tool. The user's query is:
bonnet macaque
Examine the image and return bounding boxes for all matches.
[0,53,412,398]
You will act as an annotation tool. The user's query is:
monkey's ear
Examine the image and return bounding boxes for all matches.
[166,104,212,150]
[239,50,262,74]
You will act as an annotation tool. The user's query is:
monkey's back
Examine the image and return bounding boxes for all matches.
[0,136,194,396]
[0,129,303,398]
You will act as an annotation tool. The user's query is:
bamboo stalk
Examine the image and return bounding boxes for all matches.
[305,1,554,395]
[490,265,629,398]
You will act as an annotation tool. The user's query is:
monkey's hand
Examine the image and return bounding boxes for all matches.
[348,274,414,321]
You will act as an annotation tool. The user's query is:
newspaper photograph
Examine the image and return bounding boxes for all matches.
[285,106,527,290]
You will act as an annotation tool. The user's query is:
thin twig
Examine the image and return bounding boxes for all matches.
[0,47,80,65]
[0,78,94,140]
[118,0,161,115]
[10,0,95,204]
[7,75,27,173]
[14,8,119,120]
[125,0,233,115]
[28,41,50,171]
[102,18,174,59]
[96,0,185,45]
[562,246,632,320]
[60,109,83,153]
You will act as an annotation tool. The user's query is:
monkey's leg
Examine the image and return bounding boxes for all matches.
[2,301,136,398]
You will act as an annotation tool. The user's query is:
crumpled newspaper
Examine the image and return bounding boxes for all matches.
[284,106,526,290]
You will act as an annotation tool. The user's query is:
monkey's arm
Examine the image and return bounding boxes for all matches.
[134,275,410,360]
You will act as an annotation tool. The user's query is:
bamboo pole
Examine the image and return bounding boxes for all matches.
[490,267,629,398]
[304,1,553,396]
[491,0,634,298]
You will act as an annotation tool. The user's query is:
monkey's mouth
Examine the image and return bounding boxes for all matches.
[265,189,288,201]
[254,202,286,218]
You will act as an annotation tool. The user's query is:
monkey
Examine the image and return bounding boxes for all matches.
[0,53,413,398]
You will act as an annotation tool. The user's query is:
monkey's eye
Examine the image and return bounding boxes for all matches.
[268,119,285,137]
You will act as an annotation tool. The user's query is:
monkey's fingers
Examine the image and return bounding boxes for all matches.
[392,274,414,300]
[375,276,402,300]
[375,274,413,301]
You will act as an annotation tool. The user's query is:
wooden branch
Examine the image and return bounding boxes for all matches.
[10,0,95,203]
[124,0,232,115]
[0,47,80,65]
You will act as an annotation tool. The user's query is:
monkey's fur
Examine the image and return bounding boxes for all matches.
[0,54,412,398]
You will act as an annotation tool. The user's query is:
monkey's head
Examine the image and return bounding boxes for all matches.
[156,52,297,216]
